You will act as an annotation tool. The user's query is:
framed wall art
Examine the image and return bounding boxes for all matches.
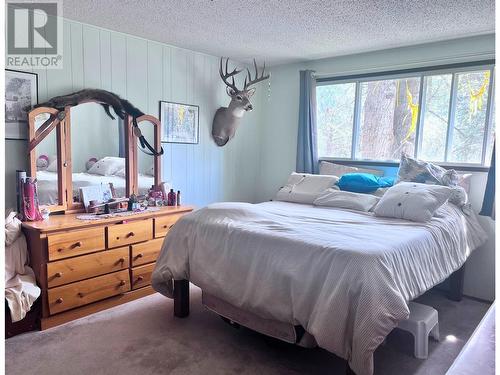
[160,101,199,144]
[5,69,38,140]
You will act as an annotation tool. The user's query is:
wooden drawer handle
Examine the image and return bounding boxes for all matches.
[135,253,144,259]
[56,298,64,304]
[78,292,85,298]
[119,280,126,287]
[59,241,83,251]
[162,224,174,229]
[126,232,135,238]
[55,272,63,278]
[133,276,144,285]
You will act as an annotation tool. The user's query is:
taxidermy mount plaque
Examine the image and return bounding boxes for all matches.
[212,58,269,146]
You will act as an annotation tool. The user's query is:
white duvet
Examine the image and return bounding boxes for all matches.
[152,201,487,375]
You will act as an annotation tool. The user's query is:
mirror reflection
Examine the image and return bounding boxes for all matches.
[34,113,60,206]
[137,120,156,195]
[70,103,128,205]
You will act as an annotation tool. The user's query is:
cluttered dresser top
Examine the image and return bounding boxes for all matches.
[22,206,194,233]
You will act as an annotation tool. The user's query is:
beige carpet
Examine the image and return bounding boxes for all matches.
[6,286,490,375]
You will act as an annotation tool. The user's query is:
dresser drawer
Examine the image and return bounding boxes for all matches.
[48,269,130,314]
[107,219,153,248]
[131,263,155,290]
[131,238,164,267]
[47,247,129,288]
[48,227,105,261]
[154,214,185,238]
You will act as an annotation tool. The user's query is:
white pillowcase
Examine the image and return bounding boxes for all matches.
[115,167,126,178]
[313,189,380,212]
[146,164,155,176]
[373,182,452,222]
[45,155,58,172]
[319,161,384,177]
[87,157,125,176]
[275,172,338,204]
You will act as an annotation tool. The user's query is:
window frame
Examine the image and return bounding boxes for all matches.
[316,60,495,170]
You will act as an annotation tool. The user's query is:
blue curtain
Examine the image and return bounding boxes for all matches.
[296,70,318,174]
[480,143,495,219]
[118,118,125,158]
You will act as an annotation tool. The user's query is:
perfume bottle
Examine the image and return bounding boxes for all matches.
[176,190,181,206]
[167,189,177,206]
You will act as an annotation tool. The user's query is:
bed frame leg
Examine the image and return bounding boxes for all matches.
[448,265,465,302]
[173,279,190,318]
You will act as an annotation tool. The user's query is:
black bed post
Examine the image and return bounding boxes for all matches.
[173,279,190,318]
[448,265,465,302]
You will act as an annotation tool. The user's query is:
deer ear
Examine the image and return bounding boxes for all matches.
[226,87,235,97]
[246,88,256,98]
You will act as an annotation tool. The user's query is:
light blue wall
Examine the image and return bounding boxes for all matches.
[5,19,264,210]
[256,34,495,301]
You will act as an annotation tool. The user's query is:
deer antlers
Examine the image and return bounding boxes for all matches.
[219,58,241,93]
[244,59,270,90]
[219,57,269,92]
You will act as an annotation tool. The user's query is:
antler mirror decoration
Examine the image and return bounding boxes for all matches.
[212,58,269,146]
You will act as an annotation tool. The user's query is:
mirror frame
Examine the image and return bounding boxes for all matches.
[28,107,68,213]
[130,114,162,194]
[28,104,162,214]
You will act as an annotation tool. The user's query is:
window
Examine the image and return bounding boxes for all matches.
[316,63,495,166]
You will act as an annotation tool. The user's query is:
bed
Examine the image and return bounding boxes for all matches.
[36,170,154,205]
[151,200,487,375]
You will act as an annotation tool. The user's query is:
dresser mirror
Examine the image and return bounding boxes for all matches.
[132,115,162,192]
[28,103,162,214]
[69,103,128,208]
[137,119,157,190]
[33,112,62,207]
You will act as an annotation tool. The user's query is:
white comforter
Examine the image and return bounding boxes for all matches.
[152,201,487,375]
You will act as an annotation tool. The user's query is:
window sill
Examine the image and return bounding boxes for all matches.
[319,158,490,173]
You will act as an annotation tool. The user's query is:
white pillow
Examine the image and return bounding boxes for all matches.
[373,182,452,222]
[46,160,58,172]
[457,173,472,194]
[87,157,125,176]
[275,172,338,204]
[45,155,58,172]
[146,164,155,176]
[314,189,380,212]
[319,161,384,177]
[115,167,126,178]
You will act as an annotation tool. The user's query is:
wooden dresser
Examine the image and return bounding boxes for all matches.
[22,206,193,330]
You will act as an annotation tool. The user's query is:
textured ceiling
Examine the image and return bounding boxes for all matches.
[63,0,495,66]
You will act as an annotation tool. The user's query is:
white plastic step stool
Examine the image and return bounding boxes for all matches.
[397,301,439,359]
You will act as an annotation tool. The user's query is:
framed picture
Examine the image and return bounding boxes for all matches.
[5,69,38,140]
[160,101,199,144]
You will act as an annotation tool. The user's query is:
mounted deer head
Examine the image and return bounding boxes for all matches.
[212,57,269,146]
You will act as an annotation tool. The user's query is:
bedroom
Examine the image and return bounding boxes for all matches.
[2,1,496,375]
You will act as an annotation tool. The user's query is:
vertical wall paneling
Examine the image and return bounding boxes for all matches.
[99,30,112,91]
[69,22,84,91]
[82,25,101,89]
[5,19,264,211]
[161,45,173,183]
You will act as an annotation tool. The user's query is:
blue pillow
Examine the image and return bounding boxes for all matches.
[337,173,394,193]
